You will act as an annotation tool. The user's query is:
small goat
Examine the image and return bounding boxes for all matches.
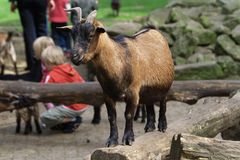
[0,32,18,76]
[111,0,120,16]
[64,8,174,146]
[15,104,42,135]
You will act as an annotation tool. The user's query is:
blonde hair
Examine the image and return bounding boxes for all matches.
[41,46,66,66]
[33,36,55,59]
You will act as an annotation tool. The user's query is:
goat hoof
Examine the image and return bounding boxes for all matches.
[106,138,118,147]
[144,122,155,132]
[37,130,42,134]
[91,118,101,124]
[122,132,134,146]
[158,120,167,132]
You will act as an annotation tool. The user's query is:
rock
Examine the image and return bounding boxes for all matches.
[185,20,217,45]
[231,25,240,45]
[175,56,187,65]
[171,34,197,58]
[175,61,224,80]
[168,7,189,23]
[159,21,186,39]
[147,8,170,28]
[166,0,217,8]
[106,22,142,36]
[218,0,240,13]
[217,55,239,76]
[215,34,240,61]
[187,47,216,63]
[199,14,230,34]
[224,15,240,30]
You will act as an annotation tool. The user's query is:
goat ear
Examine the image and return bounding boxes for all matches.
[57,26,73,32]
[86,10,97,24]
[96,26,105,33]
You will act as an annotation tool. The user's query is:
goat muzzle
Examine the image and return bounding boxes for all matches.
[71,53,83,66]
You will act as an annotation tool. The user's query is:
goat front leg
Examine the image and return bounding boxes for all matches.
[122,89,139,146]
[144,104,156,132]
[105,96,118,147]
[158,97,167,132]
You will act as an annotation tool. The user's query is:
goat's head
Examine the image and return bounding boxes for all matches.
[61,7,105,65]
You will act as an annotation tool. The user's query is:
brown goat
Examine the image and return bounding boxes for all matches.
[64,8,174,146]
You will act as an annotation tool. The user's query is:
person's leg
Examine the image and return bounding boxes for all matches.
[40,105,86,129]
[51,23,64,49]
[32,0,48,37]
[17,5,36,70]
[40,107,64,128]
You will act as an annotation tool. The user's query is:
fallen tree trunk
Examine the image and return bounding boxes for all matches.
[0,80,240,112]
[90,92,240,160]
[169,133,240,160]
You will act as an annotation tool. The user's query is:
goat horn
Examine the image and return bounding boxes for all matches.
[86,10,97,24]
[56,26,73,30]
[65,7,82,22]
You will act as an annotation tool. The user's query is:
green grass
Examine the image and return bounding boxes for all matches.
[0,0,21,27]
[0,0,168,28]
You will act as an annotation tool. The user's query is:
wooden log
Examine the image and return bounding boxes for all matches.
[90,92,240,160]
[169,133,240,160]
[0,80,240,112]
[221,91,240,141]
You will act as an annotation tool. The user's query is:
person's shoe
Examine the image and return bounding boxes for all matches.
[50,124,65,131]
[62,116,82,133]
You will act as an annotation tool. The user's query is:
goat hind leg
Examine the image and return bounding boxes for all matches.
[158,98,167,132]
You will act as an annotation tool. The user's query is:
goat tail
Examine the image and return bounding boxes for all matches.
[6,32,13,42]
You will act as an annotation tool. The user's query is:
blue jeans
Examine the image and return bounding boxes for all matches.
[51,22,71,52]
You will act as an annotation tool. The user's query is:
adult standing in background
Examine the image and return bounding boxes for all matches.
[9,0,49,82]
[48,0,71,57]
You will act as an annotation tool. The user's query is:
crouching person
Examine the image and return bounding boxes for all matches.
[40,45,88,133]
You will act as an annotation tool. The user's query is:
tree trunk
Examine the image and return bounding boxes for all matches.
[90,92,240,160]
[0,80,239,112]
[169,133,240,160]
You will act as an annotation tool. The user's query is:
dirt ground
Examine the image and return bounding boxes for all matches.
[0,100,193,160]
[0,35,225,160]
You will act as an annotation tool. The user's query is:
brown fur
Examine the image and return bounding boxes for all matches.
[69,12,174,146]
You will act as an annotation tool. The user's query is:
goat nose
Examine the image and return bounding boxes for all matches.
[71,49,82,66]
